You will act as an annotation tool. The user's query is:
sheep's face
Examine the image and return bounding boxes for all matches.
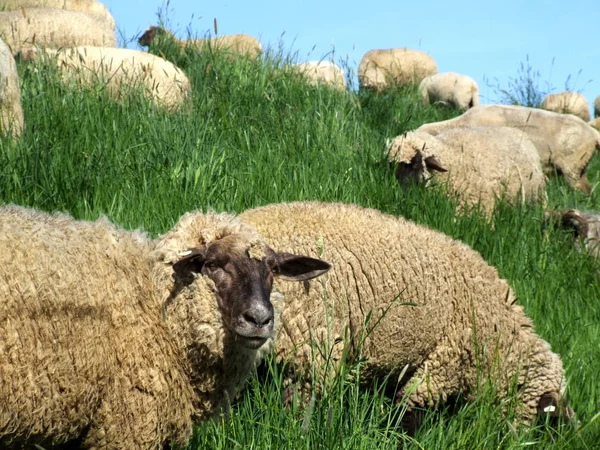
[392,149,447,186]
[173,234,331,349]
[138,26,159,47]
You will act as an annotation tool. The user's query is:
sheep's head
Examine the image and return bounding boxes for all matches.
[138,26,172,47]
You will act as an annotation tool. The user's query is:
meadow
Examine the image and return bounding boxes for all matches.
[1,39,599,449]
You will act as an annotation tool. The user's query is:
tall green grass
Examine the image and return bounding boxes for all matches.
[1,39,599,449]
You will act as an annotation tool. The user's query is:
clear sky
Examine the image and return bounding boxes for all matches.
[103,0,600,115]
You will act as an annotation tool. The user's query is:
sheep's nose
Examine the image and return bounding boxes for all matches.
[243,303,273,328]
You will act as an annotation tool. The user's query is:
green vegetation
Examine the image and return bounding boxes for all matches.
[1,39,599,449]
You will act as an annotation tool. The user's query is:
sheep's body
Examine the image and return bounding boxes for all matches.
[541,91,590,122]
[0,0,115,31]
[0,36,23,140]
[291,61,346,90]
[590,117,600,131]
[595,95,600,118]
[0,8,116,53]
[418,104,600,193]
[386,127,546,215]
[240,201,571,424]
[549,209,600,260]
[418,72,479,111]
[23,46,191,111]
[358,48,437,91]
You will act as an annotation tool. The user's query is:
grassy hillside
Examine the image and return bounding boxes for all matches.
[1,43,599,449]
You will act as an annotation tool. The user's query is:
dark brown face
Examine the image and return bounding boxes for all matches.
[173,234,331,349]
[138,26,158,47]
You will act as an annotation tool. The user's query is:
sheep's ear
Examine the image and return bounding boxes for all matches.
[425,156,447,173]
[172,247,207,277]
[269,251,331,282]
[561,210,589,238]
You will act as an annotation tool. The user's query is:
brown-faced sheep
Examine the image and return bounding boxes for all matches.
[240,201,573,431]
[418,104,600,194]
[0,205,330,449]
[290,60,346,90]
[418,72,479,111]
[386,127,546,216]
[358,47,437,91]
[0,36,23,140]
[541,91,590,122]
[0,8,116,54]
[546,208,600,260]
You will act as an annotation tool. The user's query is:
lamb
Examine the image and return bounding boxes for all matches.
[0,36,23,140]
[541,91,590,122]
[20,46,191,112]
[289,60,346,90]
[418,72,479,111]
[138,26,263,61]
[418,104,600,194]
[240,201,574,431]
[546,208,600,260]
[386,127,546,215]
[0,8,116,54]
[358,47,437,91]
[0,0,116,31]
[0,204,330,449]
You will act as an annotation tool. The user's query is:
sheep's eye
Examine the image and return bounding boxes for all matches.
[205,261,219,271]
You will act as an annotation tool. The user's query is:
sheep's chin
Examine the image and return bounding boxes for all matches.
[235,335,268,349]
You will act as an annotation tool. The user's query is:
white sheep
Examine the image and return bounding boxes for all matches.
[0,36,23,140]
[290,60,346,90]
[418,72,479,111]
[0,204,330,449]
[546,208,600,260]
[419,104,600,194]
[21,46,192,112]
[386,127,546,216]
[240,201,574,432]
[590,118,600,131]
[0,8,116,54]
[541,91,590,122]
[358,47,437,91]
[595,95,600,118]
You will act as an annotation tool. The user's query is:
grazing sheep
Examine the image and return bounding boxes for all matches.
[546,208,600,260]
[358,48,437,91]
[418,72,479,111]
[240,201,574,431]
[0,205,330,449]
[0,36,23,140]
[386,127,546,215]
[590,118,600,131]
[0,0,116,31]
[0,8,116,53]
[21,46,191,111]
[419,104,600,194]
[595,95,600,118]
[541,91,590,122]
[290,60,346,90]
[138,26,262,61]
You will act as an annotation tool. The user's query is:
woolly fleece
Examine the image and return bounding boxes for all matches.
[418,72,479,111]
[290,61,346,90]
[541,91,590,122]
[0,36,23,140]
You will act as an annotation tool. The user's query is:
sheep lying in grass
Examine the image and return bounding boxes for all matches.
[386,127,546,216]
[358,47,437,91]
[0,37,23,140]
[0,0,116,31]
[541,91,590,122]
[419,104,600,194]
[0,8,116,54]
[0,205,330,449]
[138,26,262,61]
[21,46,191,112]
[289,60,346,90]
[240,201,574,431]
[546,208,600,260]
[418,72,479,111]
[595,95,600,118]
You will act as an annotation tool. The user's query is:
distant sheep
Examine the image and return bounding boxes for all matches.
[386,127,546,215]
[541,91,590,122]
[138,26,262,61]
[241,201,574,431]
[595,95,600,118]
[358,47,437,91]
[21,46,192,111]
[590,118,600,131]
[418,72,479,111]
[0,205,330,449]
[546,208,600,260]
[0,8,116,54]
[0,36,23,140]
[290,61,346,90]
[419,105,600,194]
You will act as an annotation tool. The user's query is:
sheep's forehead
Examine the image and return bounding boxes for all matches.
[389,135,420,162]
[210,233,267,261]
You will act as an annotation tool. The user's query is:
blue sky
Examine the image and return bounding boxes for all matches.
[104,0,600,115]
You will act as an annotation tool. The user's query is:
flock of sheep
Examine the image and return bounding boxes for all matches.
[0,1,599,449]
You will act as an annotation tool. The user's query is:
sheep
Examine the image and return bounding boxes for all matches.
[0,204,330,449]
[289,60,346,90]
[240,201,574,432]
[0,0,116,31]
[385,127,546,216]
[0,36,23,140]
[20,46,192,112]
[418,72,479,111]
[590,117,600,131]
[595,95,600,118]
[541,91,590,122]
[418,104,600,194]
[358,47,437,91]
[546,208,600,260]
[138,26,263,61]
[0,8,116,54]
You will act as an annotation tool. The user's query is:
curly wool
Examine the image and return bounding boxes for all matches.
[0,37,23,140]
[418,72,479,111]
[541,91,590,122]
[240,201,569,423]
